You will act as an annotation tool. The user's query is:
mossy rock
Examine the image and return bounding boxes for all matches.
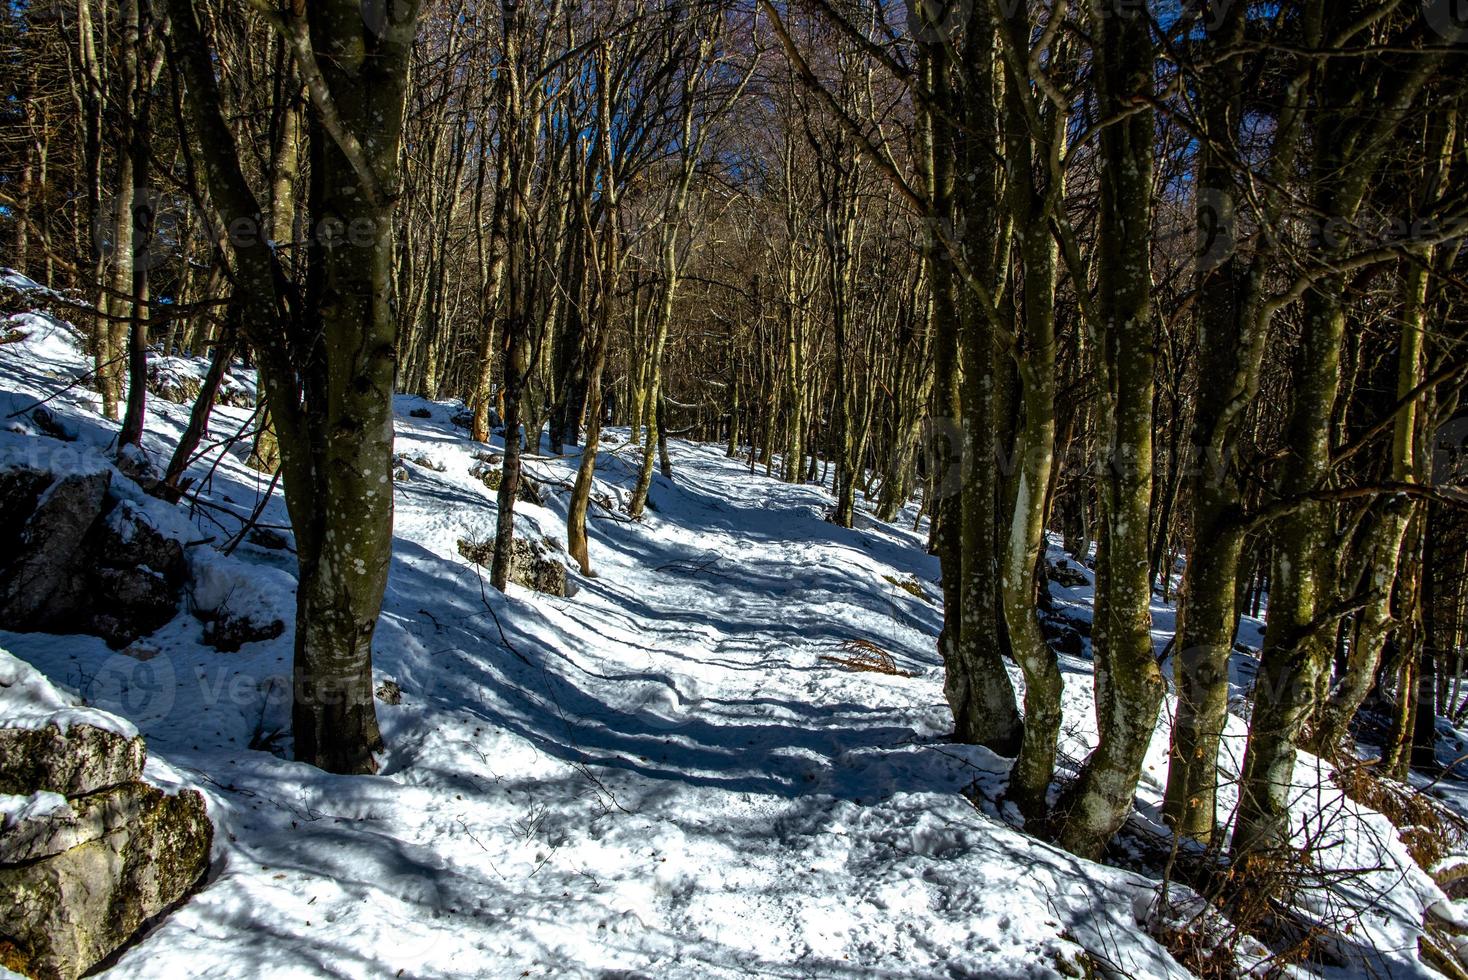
[0,725,146,798]
[456,534,576,597]
[469,461,544,505]
[0,784,211,979]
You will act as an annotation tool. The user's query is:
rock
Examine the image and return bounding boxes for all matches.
[1043,621,1086,657]
[0,663,211,980]
[120,642,160,662]
[408,407,433,419]
[145,361,202,405]
[512,538,574,596]
[1047,559,1089,589]
[0,783,211,980]
[28,406,75,442]
[456,537,494,566]
[456,534,577,597]
[90,567,180,647]
[246,527,290,551]
[91,503,188,588]
[146,357,253,410]
[0,725,146,797]
[1039,605,1091,657]
[452,406,501,431]
[1,783,160,864]
[375,680,402,706]
[399,453,445,473]
[200,612,285,653]
[0,793,73,863]
[0,468,50,555]
[0,466,201,648]
[0,472,110,628]
[114,444,161,493]
[470,461,543,505]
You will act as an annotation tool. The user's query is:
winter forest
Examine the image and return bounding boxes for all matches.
[3,0,1468,976]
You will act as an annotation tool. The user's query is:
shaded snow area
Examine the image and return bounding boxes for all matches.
[0,289,1456,978]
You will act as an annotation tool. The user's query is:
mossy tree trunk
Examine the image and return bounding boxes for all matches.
[170,0,420,774]
[1161,0,1304,842]
[1055,0,1162,860]
[991,0,1065,822]
[1233,20,1440,857]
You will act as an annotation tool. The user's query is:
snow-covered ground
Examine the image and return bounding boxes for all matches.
[0,273,1457,978]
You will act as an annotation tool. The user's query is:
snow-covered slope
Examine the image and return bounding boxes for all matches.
[0,276,1452,978]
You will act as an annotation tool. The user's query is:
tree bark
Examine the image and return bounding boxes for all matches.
[1056,0,1162,860]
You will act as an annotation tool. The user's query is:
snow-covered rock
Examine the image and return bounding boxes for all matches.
[0,651,211,980]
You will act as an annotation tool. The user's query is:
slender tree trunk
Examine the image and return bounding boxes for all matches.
[1233,22,1438,854]
[922,41,1022,751]
[160,320,237,498]
[1056,0,1162,860]
[996,4,1062,819]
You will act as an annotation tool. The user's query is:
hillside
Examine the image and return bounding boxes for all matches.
[0,276,1459,979]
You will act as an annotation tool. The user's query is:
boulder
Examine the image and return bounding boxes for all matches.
[0,472,110,628]
[456,534,577,598]
[26,406,75,443]
[89,568,181,649]
[0,783,211,980]
[0,725,145,797]
[0,468,192,648]
[396,452,445,473]
[0,709,211,980]
[510,537,574,597]
[1040,619,1086,657]
[470,460,544,505]
[146,357,253,410]
[200,611,285,653]
[145,360,203,406]
[1047,559,1090,589]
[91,503,187,589]
[0,468,51,555]
[1,783,162,864]
[246,527,290,551]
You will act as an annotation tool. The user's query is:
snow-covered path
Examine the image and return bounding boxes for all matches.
[0,301,1446,978]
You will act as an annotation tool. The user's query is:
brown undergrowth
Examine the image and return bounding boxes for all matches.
[818,639,914,677]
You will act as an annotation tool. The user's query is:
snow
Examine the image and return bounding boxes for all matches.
[189,559,296,629]
[0,298,1459,978]
[0,647,138,738]
[0,791,71,830]
[147,352,258,407]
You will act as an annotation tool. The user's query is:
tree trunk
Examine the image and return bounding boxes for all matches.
[924,41,1022,751]
[168,0,420,774]
[1056,0,1162,860]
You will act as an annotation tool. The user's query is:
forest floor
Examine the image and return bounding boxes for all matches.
[0,274,1457,978]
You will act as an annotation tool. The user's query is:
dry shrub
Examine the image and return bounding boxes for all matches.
[1330,760,1468,871]
[1151,856,1319,979]
[1151,921,1242,980]
[883,574,932,603]
[1144,758,1468,977]
[1421,929,1468,980]
[1149,847,1365,976]
[819,639,913,677]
